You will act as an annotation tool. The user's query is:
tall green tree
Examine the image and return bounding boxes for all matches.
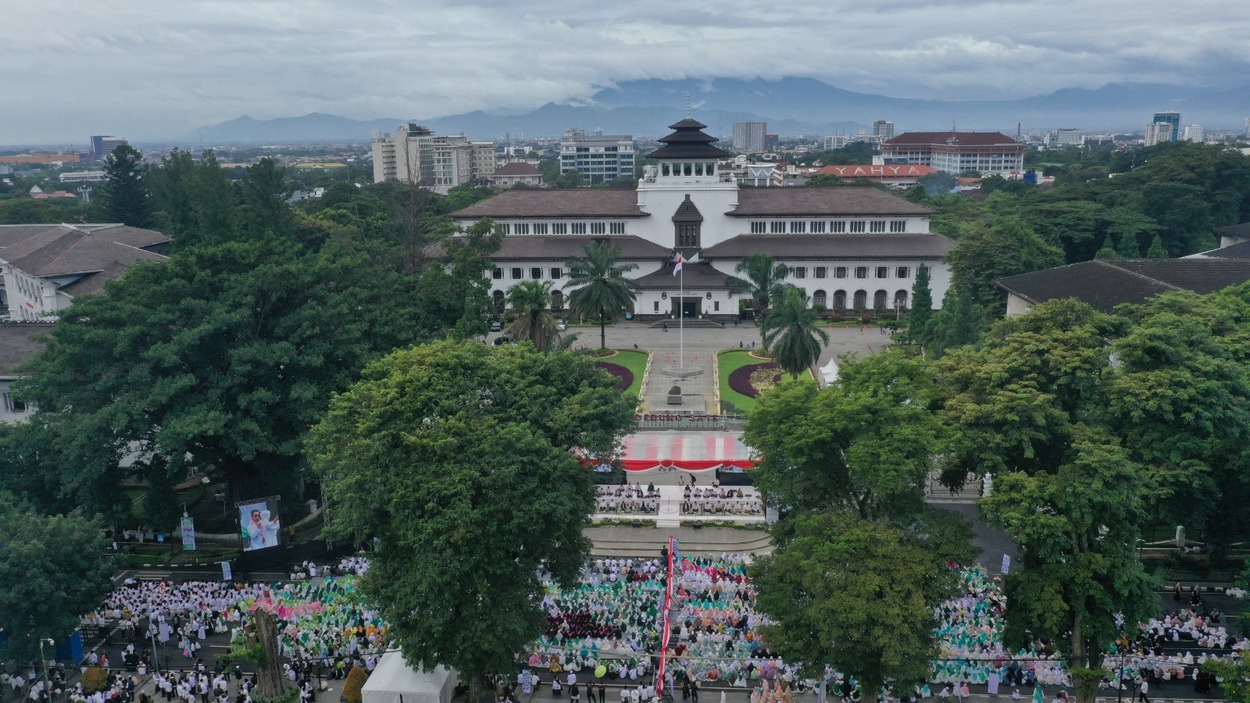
[907,264,933,341]
[938,300,1157,688]
[759,287,829,377]
[101,144,155,227]
[19,238,422,515]
[726,253,791,326]
[752,513,946,703]
[307,341,634,695]
[505,280,562,351]
[945,218,1063,315]
[0,495,111,658]
[745,350,941,520]
[240,158,293,237]
[416,218,502,338]
[919,284,983,359]
[147,149,238,249]
[565,241,639,349]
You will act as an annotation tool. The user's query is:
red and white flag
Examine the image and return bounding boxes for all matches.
[673,254,684,276]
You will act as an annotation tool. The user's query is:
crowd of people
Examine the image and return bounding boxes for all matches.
[596,486,661,515]
[50,551,1250,703]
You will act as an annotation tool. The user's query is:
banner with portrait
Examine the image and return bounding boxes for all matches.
[237,496,282,552]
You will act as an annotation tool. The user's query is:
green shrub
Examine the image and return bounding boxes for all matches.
[81,667,109,694]
[343,667,369,703]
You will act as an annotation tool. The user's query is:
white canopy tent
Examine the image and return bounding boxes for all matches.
[361,651,458,703]
[818,358,840,387]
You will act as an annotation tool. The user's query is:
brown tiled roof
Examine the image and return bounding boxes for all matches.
[449,189,648,219]
[0,323,55,377]
[0,224,169,278]
[729,188,932,217]
[633,261,732,290]
[492,162,542,176]
[884,132,1023,147]
[995,259,1250,313]
[701,233,955,260]
[1193,240,1250,260]
[427,235,673,261]
[1214,222,1250,239]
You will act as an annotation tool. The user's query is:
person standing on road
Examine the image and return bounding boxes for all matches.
[570,682,581,703]
[1137,678,1149,703]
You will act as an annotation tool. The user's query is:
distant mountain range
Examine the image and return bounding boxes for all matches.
[189,77,1250,144]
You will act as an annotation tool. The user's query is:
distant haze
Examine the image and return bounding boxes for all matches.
[2,0,1249,145]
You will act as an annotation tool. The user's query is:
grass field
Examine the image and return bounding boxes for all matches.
[608,348,650,400]
[717,349,768,414]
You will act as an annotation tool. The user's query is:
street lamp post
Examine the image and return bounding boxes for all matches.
[38,638,54,698]
[150,625,161,676]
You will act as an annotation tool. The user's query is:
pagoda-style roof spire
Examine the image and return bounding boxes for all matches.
[648,118,731,160]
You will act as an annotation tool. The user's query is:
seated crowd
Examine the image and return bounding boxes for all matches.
[596,485,659,515]
[680,487,762,516]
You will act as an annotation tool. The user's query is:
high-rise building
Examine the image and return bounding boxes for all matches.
[558,130,635,186]
[881,132,1026,176]
[731,122,767,153]
[1152,111,1181,142]
[1144,122,1174,147]
[1054,129,1083,146]
[1183,124,1204,142]
[371,123,496,193]
[90,136,128,160]
[872,121,895,141]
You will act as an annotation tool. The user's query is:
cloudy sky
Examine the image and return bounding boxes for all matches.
[4,0,1248,146]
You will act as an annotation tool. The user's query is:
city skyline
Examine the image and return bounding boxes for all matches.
[3,0,1249,145]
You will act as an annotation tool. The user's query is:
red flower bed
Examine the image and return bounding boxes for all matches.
[728,361,780,398]
[595,362,633,391]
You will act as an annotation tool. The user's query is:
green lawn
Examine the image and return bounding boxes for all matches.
[718,349,768,414]
[607,348,650,400]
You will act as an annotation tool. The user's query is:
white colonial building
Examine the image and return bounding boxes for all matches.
[450,118,955,322]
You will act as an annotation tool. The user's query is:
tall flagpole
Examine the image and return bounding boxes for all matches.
[679,261,684,371]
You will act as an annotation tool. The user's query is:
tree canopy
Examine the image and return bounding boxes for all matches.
[760,287,829,377]
[0,494,111,658]
[307,341,635,689]
[101,144,155,227]
[565,241,639,349]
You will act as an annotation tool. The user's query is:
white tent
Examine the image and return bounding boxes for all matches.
[818,358,840,387]
[361,651,458,703]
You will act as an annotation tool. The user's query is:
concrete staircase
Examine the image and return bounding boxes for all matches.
[586,524,772,558]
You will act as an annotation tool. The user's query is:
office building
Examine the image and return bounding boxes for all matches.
[90,136,128,160]
[371,123,496,193]
[1183,124,1204,142]
[872,121,895,141]
[1152,112,1181,142]
[881,132,1026,176]
[1054,129,1083,146]
[558,130,635,186]
[732,122,767,153]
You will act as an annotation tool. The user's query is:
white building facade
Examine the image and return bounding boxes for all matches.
[559,130,636,185]
[372,123,496,193]
[451,119,955,322]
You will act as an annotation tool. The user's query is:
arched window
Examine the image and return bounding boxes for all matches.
[853,290,867,310]
[833,290,847,310]
[813,290,827,308]
[552,289,565,312]
[894,290,908,310]
[873,290,888,310]
[492,290,505,312]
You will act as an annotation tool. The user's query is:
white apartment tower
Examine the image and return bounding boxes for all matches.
[372,123,497,193]
[559,130,636,186]
[732,122,767,153]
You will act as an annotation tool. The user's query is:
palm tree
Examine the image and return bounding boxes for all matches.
[505,280,560,351]
[726,253,791,325]
[565,241,639,349]
[761,287,830,378]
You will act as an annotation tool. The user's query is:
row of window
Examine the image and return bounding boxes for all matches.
[489,265,911,282]
[499,222,627,235]
[494,267,562,281]
[749,220,909,234]
[793,266,910,280]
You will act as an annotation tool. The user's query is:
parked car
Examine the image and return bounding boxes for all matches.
[489,320,503,332]
[492,335,513,346]
[556,320,567,331]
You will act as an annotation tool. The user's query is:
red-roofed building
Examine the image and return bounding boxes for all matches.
[810,164,937,186]
[882,131,1025,176]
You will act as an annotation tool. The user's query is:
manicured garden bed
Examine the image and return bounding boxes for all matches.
[594,348,649,400]
[718,349,776,414]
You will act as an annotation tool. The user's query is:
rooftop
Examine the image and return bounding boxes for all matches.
[647,118,733,161]
[427,235,673,261]
[0,223,169,279]
[449,189,647,219]
[701,233,955,260]
[995,259,1250,313]
[729,187,932,217]
[491,162,543,177]
[884,132,1023,147]
[633,261,731,290]
[0,323,55,378]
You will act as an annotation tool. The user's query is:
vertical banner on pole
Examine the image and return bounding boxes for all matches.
[180,517,196,550]
[657,536,680,696]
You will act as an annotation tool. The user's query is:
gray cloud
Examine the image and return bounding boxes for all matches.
[2,0,1248,144]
